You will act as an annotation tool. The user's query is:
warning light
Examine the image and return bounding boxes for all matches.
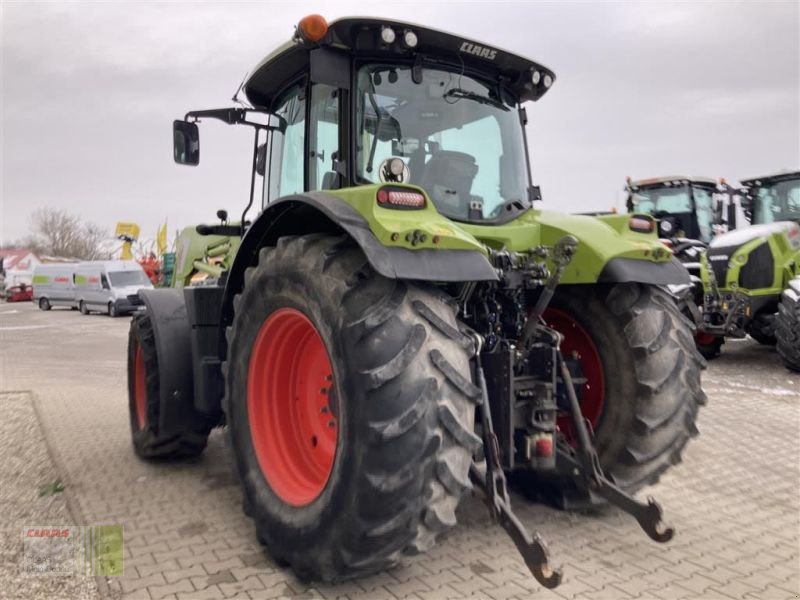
[297,15,328,43]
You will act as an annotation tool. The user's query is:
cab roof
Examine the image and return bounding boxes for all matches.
[628,175,719,188]
[740,170,800,186]
[243,16,555,109]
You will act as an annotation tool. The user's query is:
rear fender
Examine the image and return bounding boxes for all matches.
[219,191,497,358]
[137,289,197,435]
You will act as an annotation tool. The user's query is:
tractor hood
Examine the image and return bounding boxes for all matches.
[709,221,799,251]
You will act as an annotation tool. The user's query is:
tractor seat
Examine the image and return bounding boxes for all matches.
[419,151,479,217]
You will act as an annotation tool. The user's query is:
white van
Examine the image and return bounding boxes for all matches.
[32,264,78,310]
[73,260,153,317]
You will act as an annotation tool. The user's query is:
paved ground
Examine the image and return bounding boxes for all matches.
[0,302,798,600]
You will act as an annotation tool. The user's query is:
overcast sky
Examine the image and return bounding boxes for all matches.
[2,1,798,248]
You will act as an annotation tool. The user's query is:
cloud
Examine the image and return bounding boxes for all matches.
[2,1,798,242]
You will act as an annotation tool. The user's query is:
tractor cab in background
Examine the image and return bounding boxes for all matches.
[740,171,800,226]
[625,175,734,244]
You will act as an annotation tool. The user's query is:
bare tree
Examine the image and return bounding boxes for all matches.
[28,208,110,260]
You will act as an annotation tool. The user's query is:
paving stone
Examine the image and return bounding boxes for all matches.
[3,305,798,600]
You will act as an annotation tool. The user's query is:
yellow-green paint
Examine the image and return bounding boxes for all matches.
[82,525,123,577]
[173,226,242,288]
[701,231,800,296]
[331,185,672,284]
[172,185,675,289]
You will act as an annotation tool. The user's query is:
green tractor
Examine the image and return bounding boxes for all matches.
[624,175,732,246]
[171,210,242,287]
[684,171,800,364]
[624,176,737,281]
[128,16,705,588]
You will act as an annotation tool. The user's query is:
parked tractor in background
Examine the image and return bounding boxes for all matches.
[624,176,738,281]
[685,171,800,367]
[127,16,705,590]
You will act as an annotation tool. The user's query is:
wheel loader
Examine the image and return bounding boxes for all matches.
[127,16,705,589]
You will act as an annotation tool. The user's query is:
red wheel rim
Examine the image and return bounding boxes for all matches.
[695,332,717,346]
[543,308,605,443]
[247,308,337,507]
[133,344,147,429]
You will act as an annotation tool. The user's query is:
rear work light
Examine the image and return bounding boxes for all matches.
[376,187,426,209]
[629,215,655,233]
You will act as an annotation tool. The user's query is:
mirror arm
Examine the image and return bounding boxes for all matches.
[240,127,260,236]
[184,108,280,132]
[185,108,247,125]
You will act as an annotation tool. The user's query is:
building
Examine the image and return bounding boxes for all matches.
[0,248,42,287]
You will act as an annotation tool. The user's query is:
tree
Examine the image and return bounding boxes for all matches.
[28,208,110,260]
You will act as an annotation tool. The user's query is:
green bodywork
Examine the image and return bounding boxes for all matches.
[700,225,800,299]
[172,225,241,288]
[174,184,671,286]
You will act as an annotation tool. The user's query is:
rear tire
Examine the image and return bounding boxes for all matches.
[544,283,706,491]
[79,300,89,315]
[127,312,211,459]
[225,235,479,582]
[39,298,51,311]
[776,279,800,372]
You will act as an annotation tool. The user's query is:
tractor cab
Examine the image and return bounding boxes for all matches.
[625,175,729,244]
[740,170,800,225]
[173,16,554,229]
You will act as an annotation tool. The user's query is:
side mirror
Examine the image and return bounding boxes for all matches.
[173,120,199,165]
[740,191,753,223]
[713,197,724,224]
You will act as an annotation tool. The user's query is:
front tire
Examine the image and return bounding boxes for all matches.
[127,313,211,459]
[109,302,118,318]
[776,279,800,372]
[695,332,724,359]
[545,283,706,491]
[225,235,479,582]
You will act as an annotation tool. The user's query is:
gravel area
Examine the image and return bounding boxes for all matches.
[0,391,100,600]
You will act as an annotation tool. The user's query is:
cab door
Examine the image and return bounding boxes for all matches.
[262,81,342,205]
[308,83,341,191]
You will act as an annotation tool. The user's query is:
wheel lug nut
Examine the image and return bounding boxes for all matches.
[321,406,329,413]
[328,420,336,428]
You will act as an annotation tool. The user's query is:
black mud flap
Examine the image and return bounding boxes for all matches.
[137,289,196,436]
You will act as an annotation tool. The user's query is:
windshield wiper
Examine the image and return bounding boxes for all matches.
[443,88,510,111]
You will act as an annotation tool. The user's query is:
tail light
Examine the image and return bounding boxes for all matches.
[376,187,426,210]
[629,215,655,233]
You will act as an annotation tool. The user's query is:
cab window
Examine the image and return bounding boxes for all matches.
[267,85,306,201]
[308,84,340,190]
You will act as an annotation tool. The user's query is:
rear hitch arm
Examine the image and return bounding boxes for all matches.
[557,355,674,543]
[470,336,563,589]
